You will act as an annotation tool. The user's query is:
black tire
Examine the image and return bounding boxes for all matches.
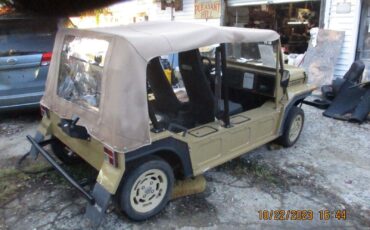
[50,138,82,165]
[277,106,305,147]
[119,156,174,221]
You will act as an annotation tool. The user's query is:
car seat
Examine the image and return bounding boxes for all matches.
[147,57,182,115]
[147,57,194,128]
[322,60,365,100]
[179,49,243,125]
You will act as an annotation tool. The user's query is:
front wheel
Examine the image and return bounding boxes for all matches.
[277,106,305,147]
[119,157,174,221]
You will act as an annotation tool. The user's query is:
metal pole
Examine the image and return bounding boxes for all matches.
[171,0,175,21]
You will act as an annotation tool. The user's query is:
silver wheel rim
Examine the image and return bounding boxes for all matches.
[130,169,168,213]
[288,114,303,143]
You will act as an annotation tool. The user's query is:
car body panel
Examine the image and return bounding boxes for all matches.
[0,16,57,111]
[0,54,48,110]
[38,112,125,194]
[151,101,280,176]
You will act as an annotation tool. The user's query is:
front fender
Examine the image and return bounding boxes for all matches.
[278,91,312,135]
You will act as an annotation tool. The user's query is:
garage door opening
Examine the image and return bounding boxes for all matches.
[225,0,322,55]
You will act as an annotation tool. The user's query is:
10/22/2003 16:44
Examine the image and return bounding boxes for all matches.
[258,209,347,221]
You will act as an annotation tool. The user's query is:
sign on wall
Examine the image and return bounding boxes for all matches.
[161,0,183,11]
[336,2,351,14]
[194,0,221,19]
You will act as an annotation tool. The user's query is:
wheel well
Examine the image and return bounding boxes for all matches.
[126,150,187,180]
[294,98,304,106]
[279,94,309,135]
[154,150,185,179]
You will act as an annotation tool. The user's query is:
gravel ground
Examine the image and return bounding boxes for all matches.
[0,105,369,229]
[0,111,39,161]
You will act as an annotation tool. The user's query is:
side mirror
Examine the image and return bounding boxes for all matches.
[281,70,290,88]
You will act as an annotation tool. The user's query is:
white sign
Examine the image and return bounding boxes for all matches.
[194,0,221,19]
[336,2,351,14]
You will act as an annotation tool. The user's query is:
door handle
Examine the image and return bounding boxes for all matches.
[6,58,17,65]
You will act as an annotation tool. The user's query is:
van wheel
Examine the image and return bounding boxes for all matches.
[50,138,82,165]
[277,106,304,147]
[119,157,174,221]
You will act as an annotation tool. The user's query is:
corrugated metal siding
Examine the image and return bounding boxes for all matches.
[325,0,361,78]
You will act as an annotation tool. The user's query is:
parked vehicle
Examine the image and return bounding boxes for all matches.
[26,21,315,226]
[0,15,59,111]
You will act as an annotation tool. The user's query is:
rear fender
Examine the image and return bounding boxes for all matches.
[38,115,52,136]
[29,116,52,158]
[36,114,125,195]
[96,155,126,194]
[125,137,193,178]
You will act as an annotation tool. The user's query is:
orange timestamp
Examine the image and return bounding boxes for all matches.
[258,209,347,221]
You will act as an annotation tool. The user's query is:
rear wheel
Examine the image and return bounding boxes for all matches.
[119,157,174,221]
[277,106,305,147]
[50,138,82,165]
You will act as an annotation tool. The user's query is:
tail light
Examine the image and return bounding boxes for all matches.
[40,104,50,118]
[104,147,118,167]
[41,52,52,66]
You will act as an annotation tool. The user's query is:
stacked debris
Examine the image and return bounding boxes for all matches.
[304,61,370,123]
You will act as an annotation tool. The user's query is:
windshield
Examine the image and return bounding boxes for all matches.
[226,41,279,68]
[57,35,109,110]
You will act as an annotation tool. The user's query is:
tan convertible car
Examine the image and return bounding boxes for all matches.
[26,21,315,225]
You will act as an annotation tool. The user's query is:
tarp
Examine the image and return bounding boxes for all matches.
[41,21,280,153]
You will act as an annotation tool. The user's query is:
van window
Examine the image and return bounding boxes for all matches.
[0,18,57,57]
[57,35,109,110]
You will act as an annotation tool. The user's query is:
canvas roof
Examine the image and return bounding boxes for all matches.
[41,21,280,153]
[90,21,280,61]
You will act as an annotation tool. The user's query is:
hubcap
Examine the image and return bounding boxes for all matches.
[289,115,303,142]
[130,169,168,213]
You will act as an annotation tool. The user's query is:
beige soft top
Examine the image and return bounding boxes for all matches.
[42,21,280,153]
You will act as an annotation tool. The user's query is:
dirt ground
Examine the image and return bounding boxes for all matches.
[0,106,369,230]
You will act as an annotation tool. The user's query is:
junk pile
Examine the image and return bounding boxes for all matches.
[303,60,370,123]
